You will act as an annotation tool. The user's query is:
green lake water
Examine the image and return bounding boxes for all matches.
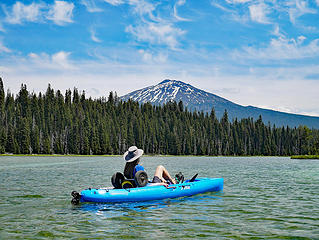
[0,156,318,239]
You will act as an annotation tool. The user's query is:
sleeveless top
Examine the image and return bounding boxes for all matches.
[133,164,145,177]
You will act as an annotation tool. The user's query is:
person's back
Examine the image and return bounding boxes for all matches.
[124,160,144,179]
[123,146,144,179]
[123,146,176,186]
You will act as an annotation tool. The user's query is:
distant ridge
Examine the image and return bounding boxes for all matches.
[121,79,319,129]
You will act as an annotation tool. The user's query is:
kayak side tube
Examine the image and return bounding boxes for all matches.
[80,177,223,203]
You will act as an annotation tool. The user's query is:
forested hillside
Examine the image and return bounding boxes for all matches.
[0,79,318,156]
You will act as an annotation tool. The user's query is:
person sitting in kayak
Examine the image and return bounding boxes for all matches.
[123,146,176,186]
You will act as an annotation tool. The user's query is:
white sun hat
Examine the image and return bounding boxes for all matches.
[123,146,144,162]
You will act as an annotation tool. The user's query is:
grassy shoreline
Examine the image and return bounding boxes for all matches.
[0,154,120,157]
[1,153,292,157]
[291,155,319,159]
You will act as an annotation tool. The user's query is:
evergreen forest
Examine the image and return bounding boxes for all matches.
[0,78,318,156]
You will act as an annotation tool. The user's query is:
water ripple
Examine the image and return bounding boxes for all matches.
[0,156,318,239]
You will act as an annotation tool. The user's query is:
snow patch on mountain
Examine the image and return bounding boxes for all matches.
[120,79,231,110]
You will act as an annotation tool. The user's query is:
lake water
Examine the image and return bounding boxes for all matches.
[0,156,318,239]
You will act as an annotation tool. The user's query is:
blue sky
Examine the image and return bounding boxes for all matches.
[0,0,319,116]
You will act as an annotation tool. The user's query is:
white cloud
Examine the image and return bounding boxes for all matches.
[211,1,233,12]
[211,1,251,24]
[28,51,75,70]
[0,49,169,100]
[81,0,103,12]
[215,0,318,27]
[288,0,317,24]
[174,0,190,21]
[273,24,285,38]
[4,1,75,26]
[236,33,319,60]
[47,1,74,26]
[103,0,124,6]
[52,51,74,69]
[0,40,11,53]
[28,52,40,59]
[138,49,152,62]
[126,22,185,50]
[297,35,306,44]
[233,25,319,60]
[90,28,102,43]
[248,3,270,24]
[128,0,157,20]
[5,2,43,24]
[138,49,167,63]
[94,0,185,50]
[123,0,186,50]
[225,0,252,3]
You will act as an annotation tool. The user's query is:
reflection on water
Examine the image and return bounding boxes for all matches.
[0,156,318,239]
[77,192,224,218]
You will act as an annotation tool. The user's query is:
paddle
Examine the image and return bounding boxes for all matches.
[189,173,198,182]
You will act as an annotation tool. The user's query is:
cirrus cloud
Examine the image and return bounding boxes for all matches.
[103,0,124,6]
[80,0,103,13]
[287,0,317,25]
[0,39,11,53]
[225,0,252,3]
[90,27,102,43]
[174,0,190,21]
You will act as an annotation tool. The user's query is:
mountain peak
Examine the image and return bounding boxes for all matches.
[159,79,186,85]
[159,79,173,84]
[120,80,319,128]
[121,79,229,110]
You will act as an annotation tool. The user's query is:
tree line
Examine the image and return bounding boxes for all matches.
[0,78,318,156]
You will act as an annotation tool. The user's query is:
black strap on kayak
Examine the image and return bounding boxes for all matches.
[165,186,177,189]
[189,173,198,182]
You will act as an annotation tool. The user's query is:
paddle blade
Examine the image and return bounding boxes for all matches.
[189,173,198,182]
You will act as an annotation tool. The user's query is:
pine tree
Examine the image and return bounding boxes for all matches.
[0,78,317,156]
[31,125,40,154]
[19,117,31,154]
[0,77,5,115]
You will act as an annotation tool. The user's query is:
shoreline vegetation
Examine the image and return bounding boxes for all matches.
[0,153,119,157]
[0,153,298,157]
[0,78,318,156]
[291,155,319,159]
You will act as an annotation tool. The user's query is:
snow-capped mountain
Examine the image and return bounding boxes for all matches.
[121,79,319,128]
[121,79,233,111]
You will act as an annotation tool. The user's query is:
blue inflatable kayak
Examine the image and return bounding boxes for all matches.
[76,178,223,203]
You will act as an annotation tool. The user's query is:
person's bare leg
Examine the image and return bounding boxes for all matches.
[154,165,176,184]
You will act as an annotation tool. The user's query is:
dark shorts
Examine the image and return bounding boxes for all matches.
[152,176,162,183]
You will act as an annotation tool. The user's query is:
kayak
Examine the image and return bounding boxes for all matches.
[76,177,223,203]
